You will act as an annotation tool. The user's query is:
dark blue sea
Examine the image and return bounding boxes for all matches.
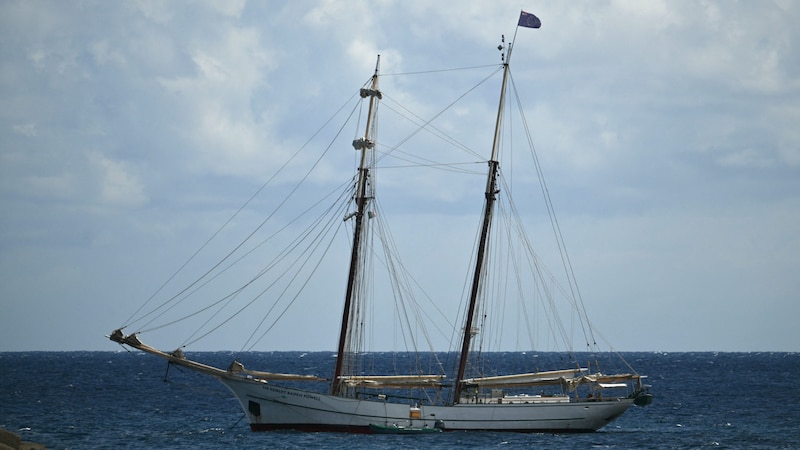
[1,352,798,449]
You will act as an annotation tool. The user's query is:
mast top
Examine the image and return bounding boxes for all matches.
[498,35,512,65]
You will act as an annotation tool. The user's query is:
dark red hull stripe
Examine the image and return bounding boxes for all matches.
[250,423,372,433]
[249,423,596,434]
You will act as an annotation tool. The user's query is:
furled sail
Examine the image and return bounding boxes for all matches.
[228,361,327,382]
[339,374,447,388]
[461,368,587,388]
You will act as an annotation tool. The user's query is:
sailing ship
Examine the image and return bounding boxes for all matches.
[110,15,651,433]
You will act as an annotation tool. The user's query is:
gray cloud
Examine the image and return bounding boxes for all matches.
[1,1,797,351]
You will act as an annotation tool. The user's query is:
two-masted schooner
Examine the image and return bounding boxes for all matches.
[110,13,651,433]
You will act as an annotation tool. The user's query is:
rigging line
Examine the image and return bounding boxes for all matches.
[507,210,538,351]
[379,97,483,160]
[139,185,350,338]
[190,182,353,350]
[130,92,364,331]
[364,201,451,370]
[382,63,499,76]
[352,85,366,141]
[586,325,639,374]
[375,147,482,175]
[124,91,362,330]
[503,208,540,352]
[137,191,352,336]
[182,180,356,349]
[237,185,355,352]
[508,71,597,349]
[494,200,515,353]
[372,202,424,355]
[443,197,484,376]
[497,210,538,353]
[138,273,257,335]
[497,172,581,354]
[139,179,354,337]
[376,143,480,175]
[356,208,376,357]
[236,182,355,344]
[376,153,484,175]
[380,67,503,161]
[509,77,592,351]
[378,159,483,171]
[372,225,414,355]
[219,211,345,353]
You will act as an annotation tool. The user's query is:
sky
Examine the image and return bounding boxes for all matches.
[1,0,799,353]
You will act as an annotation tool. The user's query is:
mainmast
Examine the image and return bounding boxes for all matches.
[332,56,382,396]
[453,41,511,403]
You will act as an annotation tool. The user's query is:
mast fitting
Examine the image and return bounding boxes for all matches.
[360,88,382,99]
[352,138,374,150]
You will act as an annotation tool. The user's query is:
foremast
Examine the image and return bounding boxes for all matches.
[453,42,512,403]
[332,56,382,397]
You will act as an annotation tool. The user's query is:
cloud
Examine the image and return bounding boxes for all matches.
[12,123,38,137]
[131,0,174,24]
[91,152,149,207]
[1,1,798,352]
[153,24,282,179]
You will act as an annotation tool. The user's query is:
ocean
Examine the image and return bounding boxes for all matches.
[1,351,798,449]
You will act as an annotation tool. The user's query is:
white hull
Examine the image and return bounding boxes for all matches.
[219,376,634,433]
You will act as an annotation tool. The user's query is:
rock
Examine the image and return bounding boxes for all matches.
[0,428,45,450]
